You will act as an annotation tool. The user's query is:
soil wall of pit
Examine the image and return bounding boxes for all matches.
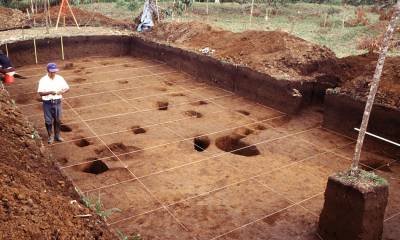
[128,37,328,114]
[323,94,400,157]
[2,35,323,114]
[1,35,131,66]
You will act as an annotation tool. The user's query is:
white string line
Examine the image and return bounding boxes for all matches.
[29,93,231,134]
[57,109,267,170]
[10,63,169,90]
[20,75,195,115]
[66,100,193,234]
[83,123,323,197]
[14,70,179,107]
[18,59,151,78]
[16,55,141,72]
[297,137,386,171]
[111,91,132,105]
[210,192,327,240]
[107,131,333,227]
[384,211,400,222]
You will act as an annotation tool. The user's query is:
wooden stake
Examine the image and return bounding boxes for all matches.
[55,0,64,30]
[206,0,209,15]
[5,43,9,57]
[61,36,65,60]
[65,0,80,29]
[48,0,52,26]
[155,0,160,22]
[33,38,38,64]
[249,0,255,25]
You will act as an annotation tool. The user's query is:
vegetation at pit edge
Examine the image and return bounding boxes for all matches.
[336,169,388,187]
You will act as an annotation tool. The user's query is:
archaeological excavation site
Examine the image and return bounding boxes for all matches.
[0,1,399,240]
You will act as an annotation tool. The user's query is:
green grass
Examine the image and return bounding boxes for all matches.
[159,2,390,57]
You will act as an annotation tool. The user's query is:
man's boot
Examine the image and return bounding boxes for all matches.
[54,121,64,142]
[46,123,54,144]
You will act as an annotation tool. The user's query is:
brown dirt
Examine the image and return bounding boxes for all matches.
[337,53,400,109]
[32,6,132,29]
[0,6,29,31]
[0,88,114,239]
[143,21,340,83]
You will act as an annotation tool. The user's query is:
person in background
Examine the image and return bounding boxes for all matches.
[0,50,15,82]
[37,63,69,144]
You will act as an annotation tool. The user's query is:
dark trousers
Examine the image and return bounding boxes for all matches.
[43,99,62,138]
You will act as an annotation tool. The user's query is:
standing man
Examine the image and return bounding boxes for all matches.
[37,63,69,144]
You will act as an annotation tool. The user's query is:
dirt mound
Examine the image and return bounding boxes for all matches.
[144,21,340,83]
[32,6,132,29]
[0,88,114,239]
[0,7,29,31]
[337,53,400,109]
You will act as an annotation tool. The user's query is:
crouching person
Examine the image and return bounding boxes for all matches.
[37,63,69,144]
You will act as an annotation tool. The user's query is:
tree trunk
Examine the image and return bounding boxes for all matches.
[351,0,400,174]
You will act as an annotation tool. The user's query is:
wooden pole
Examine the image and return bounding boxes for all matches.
[350,1,400,174]
[33,38,38,64]
[65,0,80,29]
[5,43,8,57]
[60,36,65,60]
[249,0,255,25]
[44,0,49,34]
[48,0,52,26]
[155,0,160,22]
[206,0,209,15]
[55,0,65,30]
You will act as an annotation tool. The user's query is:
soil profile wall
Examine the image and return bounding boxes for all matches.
[323,94,400,157]
[1,35,131,67]
[129,36,325,114]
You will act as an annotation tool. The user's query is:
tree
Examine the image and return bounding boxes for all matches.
[351,0,400,174]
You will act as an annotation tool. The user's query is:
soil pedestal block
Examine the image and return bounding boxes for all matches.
[318,170,388,240]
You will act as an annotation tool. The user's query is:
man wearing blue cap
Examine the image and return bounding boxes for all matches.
[37,63,70,144]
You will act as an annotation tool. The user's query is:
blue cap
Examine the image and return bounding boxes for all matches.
[47,63,59,73]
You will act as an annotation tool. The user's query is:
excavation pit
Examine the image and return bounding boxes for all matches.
[6,41,398,240]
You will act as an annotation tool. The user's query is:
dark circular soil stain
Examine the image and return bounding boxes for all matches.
[75,138,91,147]
[191,100,208,106]
[215,135,260,157]
[194,136,210,152]
[171,93,186,97]
[184,110,203,118]
[72,77,87,83]
[254,124,267,130]
[60,124,72,132]
[82,160,109,175]
[63,63,74,70]
[131,125,146,134]
[157,101,169,110]
[118,80,129,84]
[237,110,250,116]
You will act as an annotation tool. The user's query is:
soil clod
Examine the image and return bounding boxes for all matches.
[131,125,146,134]
[60,124,72,132]
[82,160,109,175]
[194,136,210,152]
[184,110,203,118]
[75,139,91,148]
[157,101,169,110]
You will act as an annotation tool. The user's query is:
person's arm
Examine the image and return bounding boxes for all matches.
[58,76,70,95]
[39,91,56,96]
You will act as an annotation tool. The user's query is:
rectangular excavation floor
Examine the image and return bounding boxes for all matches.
[10,56,400,240]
